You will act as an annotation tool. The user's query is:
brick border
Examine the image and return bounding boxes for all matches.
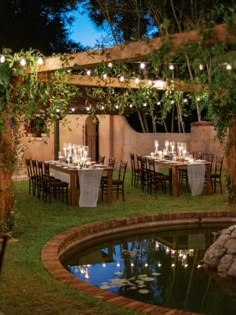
[41,211,236,315]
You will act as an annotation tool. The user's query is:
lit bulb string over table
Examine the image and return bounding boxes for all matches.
[146,140,212,197]
[49,143,113,207]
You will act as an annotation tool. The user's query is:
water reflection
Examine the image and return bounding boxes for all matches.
[63,225,236,315]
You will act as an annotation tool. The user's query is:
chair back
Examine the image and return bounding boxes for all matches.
[108,157,116,168]
[31,159,39,177]
[44,162,50,175]
[37,160,44,177]
[118,160,128,181]
[130,153,135,171]
[98,155,105,165]
[25,158,33,178]
[213,156,224,175]
[202,153,214,172]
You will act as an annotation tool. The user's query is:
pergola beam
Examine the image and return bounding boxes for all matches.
[35,23,233,73]
[38,73,208,92]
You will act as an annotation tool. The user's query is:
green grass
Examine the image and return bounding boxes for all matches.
[0,172,234,315]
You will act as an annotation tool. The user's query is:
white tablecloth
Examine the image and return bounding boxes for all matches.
[50,166,103,207]
[78,169,103,207]
[187,163,206,196]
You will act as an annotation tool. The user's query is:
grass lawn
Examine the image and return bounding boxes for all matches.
[0,171,234,315]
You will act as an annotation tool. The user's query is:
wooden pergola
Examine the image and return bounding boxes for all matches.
[35,23,233,92]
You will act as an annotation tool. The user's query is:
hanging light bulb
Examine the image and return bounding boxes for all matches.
[199,64,204,70]
[20,58,26,66]
[37,57,44,65]
[169,64,175,70]
[226,63,232,70]
[140,62,146,69]
[0,55,5,63]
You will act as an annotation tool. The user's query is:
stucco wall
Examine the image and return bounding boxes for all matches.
[21,115,224,173]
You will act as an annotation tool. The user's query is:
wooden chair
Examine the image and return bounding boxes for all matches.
[140,156,151,193]
[202,153,214,173]
[98,155,105,165]
[147,158,171,195]
[31,159,41,197]
[100,157,116,192]
[41,163,69,204]
[25,158,37,196]
[0,233,8,273]
[211,156,224,193]
[108,156,116,168]
[130,153,139,187]
[102,160,128,201]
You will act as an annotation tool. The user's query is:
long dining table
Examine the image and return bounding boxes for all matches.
[153,159,212,197]
[48,162,113,207]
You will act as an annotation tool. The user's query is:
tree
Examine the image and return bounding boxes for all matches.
[0,0,83,54]
[75,0,235,130]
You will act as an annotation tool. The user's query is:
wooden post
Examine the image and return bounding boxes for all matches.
[0,112,14,220]
[226,116,236,202]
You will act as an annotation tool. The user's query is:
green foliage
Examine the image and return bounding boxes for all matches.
[0,49,77,173]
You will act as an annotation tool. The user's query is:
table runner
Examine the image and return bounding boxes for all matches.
[187,163,206,196]
[78,168,103,207]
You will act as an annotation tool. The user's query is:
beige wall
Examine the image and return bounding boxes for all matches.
[21,115,224,172]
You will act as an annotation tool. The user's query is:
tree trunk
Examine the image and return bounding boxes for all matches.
[226,116,236,203]
[0,112,14,221]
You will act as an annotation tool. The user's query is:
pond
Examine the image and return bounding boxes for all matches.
[62,224,236,315]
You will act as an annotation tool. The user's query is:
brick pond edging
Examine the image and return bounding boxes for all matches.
[41,211,236,315]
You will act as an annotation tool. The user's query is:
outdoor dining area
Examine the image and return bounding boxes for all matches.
[24,137,224,210]
[130,140,224,199]
[25,143,129,207]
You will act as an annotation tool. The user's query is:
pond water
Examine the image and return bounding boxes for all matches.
[62,224,236,315]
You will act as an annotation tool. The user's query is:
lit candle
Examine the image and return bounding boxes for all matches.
[165,140,169,152]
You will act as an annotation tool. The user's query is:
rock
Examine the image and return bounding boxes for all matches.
[217,254,234,273]
[227,259,236,277]
[225,239,236,254]
[203,245,226,268]
[203,225,236,278]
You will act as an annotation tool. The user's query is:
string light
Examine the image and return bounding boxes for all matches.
[37,57,44,65]
[119,75,125,82]
[102,73,108,80]
[199,64,204,70]
[0,55,5,63]
[226,63,232,70]
[135,78,140,84]
[169,64,175,70]
[108,62,113,68]
[20,58,26,66]
[86,69,91,76]
[140,62,146,69]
